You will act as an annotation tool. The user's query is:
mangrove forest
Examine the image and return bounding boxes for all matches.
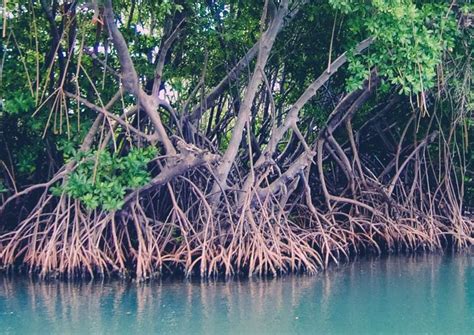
[0,0,473,281]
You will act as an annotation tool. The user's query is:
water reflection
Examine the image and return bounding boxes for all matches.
[1,254,474,334]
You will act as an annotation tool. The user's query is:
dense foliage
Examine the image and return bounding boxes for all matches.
[0,0,472,279]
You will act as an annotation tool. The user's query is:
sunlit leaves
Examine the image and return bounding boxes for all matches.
[330,0,458,95]
[54,146,157,211]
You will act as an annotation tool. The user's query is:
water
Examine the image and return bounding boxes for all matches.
[1,254,474,334]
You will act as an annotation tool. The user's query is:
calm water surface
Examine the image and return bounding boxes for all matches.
[1,254,474,334]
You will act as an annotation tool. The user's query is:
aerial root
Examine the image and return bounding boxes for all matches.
[1,175,471,280]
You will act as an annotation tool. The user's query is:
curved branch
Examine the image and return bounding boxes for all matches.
[103,0,140,95]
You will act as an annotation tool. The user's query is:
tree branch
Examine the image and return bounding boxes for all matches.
[103,0,140,95]
[188,1,308,124]
[210,1,290,201]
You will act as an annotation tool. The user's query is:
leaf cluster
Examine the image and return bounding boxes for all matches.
[52,147,157,211]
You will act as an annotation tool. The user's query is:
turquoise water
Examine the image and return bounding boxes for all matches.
[1,254,474,334]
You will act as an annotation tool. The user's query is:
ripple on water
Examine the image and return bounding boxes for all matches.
[1,253,474,334]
